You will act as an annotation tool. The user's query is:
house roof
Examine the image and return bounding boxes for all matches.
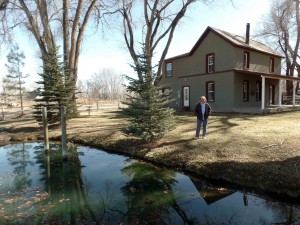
[166,26,283,61]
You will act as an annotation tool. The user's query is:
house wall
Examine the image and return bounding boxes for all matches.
[162,32,237,78]
[164,72,236,112]
[233,48,281,74]
[233,73,262,108]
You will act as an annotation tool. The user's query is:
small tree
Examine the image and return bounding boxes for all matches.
[34,45,74,125]
[5,44,29,116]
[122,49,176,142]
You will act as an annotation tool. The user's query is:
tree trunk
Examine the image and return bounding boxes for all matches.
[120,0,196,82]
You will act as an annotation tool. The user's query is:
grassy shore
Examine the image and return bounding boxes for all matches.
[1,106,300,198]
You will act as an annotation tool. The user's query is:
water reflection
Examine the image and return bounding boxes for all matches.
[120,162,197,224]
[0,143,299,225]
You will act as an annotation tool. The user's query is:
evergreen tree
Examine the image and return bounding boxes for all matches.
[34,45,74,125]
[122,49,176,142]
[5,44,29,116]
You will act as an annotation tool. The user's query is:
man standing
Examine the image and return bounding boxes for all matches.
[194,96,211,139]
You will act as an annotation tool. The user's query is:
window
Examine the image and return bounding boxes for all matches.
[269,85,275,105]
[206,81,215,102]
[243,80,249,101]
[256,81,261,101]
[207,54,215,73]
[269,57,274,73]
[243,51,250,69]
[165,62,173,77]
[163,88,170,96]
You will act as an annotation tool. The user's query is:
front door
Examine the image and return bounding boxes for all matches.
[183,86,190,108]
[269,85,275,105]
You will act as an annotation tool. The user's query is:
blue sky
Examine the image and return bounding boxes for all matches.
[0,0,271,89]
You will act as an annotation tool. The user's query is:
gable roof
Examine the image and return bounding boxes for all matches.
[166,26,283,61]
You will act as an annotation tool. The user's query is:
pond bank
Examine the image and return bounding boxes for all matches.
[1,109,300,199]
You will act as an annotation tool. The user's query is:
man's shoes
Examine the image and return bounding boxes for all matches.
[202,136,206,139]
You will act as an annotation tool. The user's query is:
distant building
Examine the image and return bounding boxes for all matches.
[26,90,39,100]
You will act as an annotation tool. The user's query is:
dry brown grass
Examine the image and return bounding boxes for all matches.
[1,103,300,198]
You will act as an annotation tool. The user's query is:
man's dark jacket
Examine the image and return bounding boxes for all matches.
[194,103,211,120]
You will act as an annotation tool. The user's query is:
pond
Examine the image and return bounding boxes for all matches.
[0,143,299,225]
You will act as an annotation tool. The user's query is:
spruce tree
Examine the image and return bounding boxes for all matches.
[122,50,176,142]
[34,45,74,125]
[5,44,29,116]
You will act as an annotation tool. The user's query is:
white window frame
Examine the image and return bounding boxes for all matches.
[163,88,170,96]
[207,54,214,73]
[166,62,173,77]
[244,51,250,69]
[207,81,215,102]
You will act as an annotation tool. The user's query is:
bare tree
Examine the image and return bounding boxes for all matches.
[108,0,218,81]
[256,0,300,95]
[89,69,126,104]
[0,0,106,113]
[77,69,126,108]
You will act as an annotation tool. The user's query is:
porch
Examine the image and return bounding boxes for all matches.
[261,74,300,111]
[232,104,300,114]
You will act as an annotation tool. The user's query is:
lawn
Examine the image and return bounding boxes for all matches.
[1,104,300,198]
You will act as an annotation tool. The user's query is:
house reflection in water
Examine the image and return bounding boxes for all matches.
[201,188,235,205]
[191,177,236,205]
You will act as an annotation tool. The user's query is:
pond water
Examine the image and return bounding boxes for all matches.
[0,143,299,225]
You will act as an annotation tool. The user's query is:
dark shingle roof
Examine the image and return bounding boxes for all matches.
[210,27,283,57]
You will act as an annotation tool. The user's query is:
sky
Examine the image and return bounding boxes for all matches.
[0,0,271,90]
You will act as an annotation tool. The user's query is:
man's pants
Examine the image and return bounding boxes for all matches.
[196,119,207,138]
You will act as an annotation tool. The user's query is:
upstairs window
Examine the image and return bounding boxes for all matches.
[269,57,274,73]
[207,53,215,73]
[206,81,215,102]
[243,51,250,69]
[243,80,249,101]
[165,62,173,77]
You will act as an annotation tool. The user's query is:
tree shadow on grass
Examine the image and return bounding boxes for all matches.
[2,125,41,134]
[0,117,36,126]
[153,138,196,149]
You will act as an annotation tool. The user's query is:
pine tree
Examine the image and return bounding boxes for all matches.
[5,44,29,116]
[122,49,176,142]
[34,45,74,125]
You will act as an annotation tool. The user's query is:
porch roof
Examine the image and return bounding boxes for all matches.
[233,69,300,82]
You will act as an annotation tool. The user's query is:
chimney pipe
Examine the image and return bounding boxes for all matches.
[246,23,250,44]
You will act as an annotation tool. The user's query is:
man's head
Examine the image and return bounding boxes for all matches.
[200,96,207,104]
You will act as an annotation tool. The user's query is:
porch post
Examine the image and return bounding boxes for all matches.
[261,76,265,110]
[293,81,296,107]
[278,79,282,107]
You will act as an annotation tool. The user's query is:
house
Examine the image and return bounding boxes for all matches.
[157,24,300,113]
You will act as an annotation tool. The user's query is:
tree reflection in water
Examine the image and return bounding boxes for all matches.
[6,143,35,191]
[0,143,299,225]
[119,162,197,224]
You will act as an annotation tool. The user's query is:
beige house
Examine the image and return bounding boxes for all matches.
[157,24,300,113]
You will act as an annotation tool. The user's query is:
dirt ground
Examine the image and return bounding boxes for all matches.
[1,102,300,199]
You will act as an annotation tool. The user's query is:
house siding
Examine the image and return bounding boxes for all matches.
[233,48,281,74]
[233,73,261,108]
